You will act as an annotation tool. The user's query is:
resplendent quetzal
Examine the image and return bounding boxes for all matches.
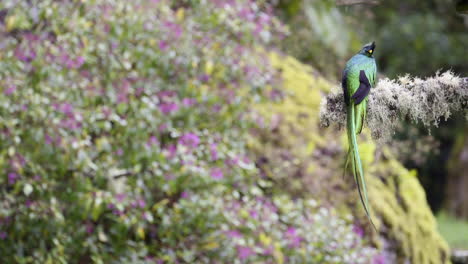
[342,41,377,228]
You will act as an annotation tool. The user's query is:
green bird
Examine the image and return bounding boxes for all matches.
[342,41,377,228]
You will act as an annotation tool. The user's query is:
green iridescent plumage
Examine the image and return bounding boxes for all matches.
[342,42,377,228]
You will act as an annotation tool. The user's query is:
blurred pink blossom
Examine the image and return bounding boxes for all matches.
[179,133,200,148]
[210,167,224,180]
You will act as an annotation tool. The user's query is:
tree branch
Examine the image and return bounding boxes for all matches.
[320,71,468,141]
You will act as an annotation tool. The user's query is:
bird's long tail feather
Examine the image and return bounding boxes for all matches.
[346,104,376,231]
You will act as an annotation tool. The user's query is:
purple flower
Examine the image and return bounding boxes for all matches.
[112,209,124,216]
[226,230,242,238]
[237,246,254,260]
[178,133,200,148]
[163,22,182,38]
[56,102,74,116]
[64,56,85,69]
[226,157,239,166]
[210,168,224,180]
[159,102,179,114]
[249,209,258,219]
[164,173,175,181]
[134,87,144,97]
[115,193,126,202]
[285,227,303,248]
[180,191,189,199]
[137,198,146,208]
[182,98,196,107]
[25,200,33,208]
[8,172,18,185]
[147,136,159,147]
[373,253,387,264]
[14,47,36,62]
[263,246,274,255]
[157,90,177,99]
[73,56,85,68]
[210,143,218,160]
[158,123,168,132]
[0,231,7,240]
[164,144,177,159]
[115,148,124,156]
[158,40,168,51]
[198,74,210,82]
[352,224,364,238]
[212,104,222,113]
[286,227,296,236]
[4,85,16,95]
[101,107,112,119]
[86,222,94,234]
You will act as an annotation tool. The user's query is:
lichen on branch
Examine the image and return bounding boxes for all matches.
[320,71,468,140]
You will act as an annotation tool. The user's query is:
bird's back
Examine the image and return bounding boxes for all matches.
[344,54,376,94]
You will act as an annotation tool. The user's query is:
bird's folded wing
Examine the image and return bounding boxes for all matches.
[351,70,371,104]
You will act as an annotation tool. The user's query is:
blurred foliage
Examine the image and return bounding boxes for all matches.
[277,0,467,79]
[359,0,468,78]
[278,0,360,79]
[0,0,379,263]
[437,211,468,249]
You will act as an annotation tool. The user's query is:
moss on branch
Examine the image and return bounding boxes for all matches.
[320,72,468,140]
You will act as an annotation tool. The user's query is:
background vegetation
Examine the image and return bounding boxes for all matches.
[0,0,466,263]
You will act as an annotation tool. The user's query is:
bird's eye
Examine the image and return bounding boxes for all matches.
[368,49,373,53]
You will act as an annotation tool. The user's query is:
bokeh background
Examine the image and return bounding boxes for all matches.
[0,0,467,263]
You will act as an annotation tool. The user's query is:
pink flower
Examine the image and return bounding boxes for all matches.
[164,144,177,159]
[237,246,254,260]
[86,223,94,234]
[352,225,364,238]
[147,136,159,147]
[137,198,146,208]
[116,148,124,156]
[210,167,223,180]
[373,254,387,264]
[157,90,177,99]
[180,191,189,199]
[178,133,200,148]
[4,85,16,95]
[159,40,168,51]
[14,47,36,62]
[159,102,179,114]
[285,227,303,248]
[198,74,210,82]
[249,209,258,219]
[210,143,218,160]
[286,227,296,236]
[116,193,126,202]
[8,172,18,185]
[226,230,242,238]
[182,98,196,107]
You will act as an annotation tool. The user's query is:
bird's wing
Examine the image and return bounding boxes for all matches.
[351,70,371,105]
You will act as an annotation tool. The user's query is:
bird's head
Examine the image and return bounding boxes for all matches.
[358,41,375,58]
